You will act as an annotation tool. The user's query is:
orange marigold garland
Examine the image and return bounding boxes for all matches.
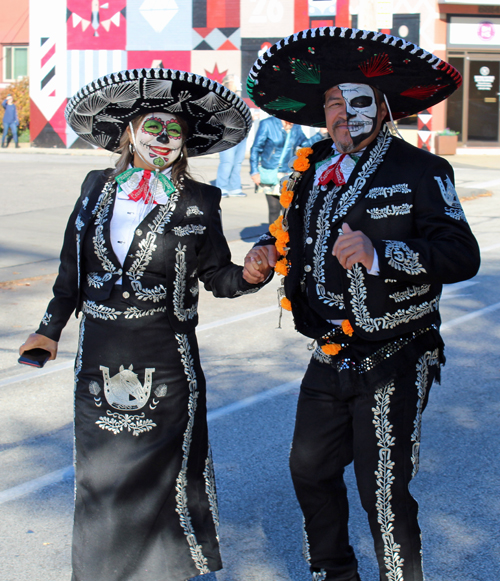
[320,319,355,356]
[271,147,313,325]
[321,343,342,356]
[280,297,292,311]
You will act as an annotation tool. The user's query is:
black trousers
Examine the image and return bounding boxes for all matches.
[290,349,440,581]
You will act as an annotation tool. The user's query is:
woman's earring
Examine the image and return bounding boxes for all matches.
[128,143,135,155]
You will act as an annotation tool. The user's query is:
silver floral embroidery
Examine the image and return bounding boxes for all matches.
[173,224,206,237]
[148,187,181,234]
[87,272,113,288]
[312,570,327,581]
[96,411,156,436]
[127,232,167,302]
[348,264,439,333]
[302,516,312,564]
[82,300,122,320]
[373,381,405,580]
[389,284,431,303]
[41,311,52,326]
[123,305,167,319]
[311,187,345,308]
[75,314,86,383]
[366,184,411,199]
[203,445,220,541]
[75,215,85,231]
[92,182,118,275]
[186,205,203,216]
[81,196,89,210]
[175,333,210,574]
[367,203,413,220]
[411,349,439,478]
[312,345,333,364]
[384,241,426,276]
[173,243,197,321]
[89,380,102,407]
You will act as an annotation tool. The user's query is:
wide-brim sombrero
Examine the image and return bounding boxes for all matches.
[247,27,462,126]
[65,68,252,156]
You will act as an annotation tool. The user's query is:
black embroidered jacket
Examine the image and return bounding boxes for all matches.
[37,169,264,341]
[260,126,480,341]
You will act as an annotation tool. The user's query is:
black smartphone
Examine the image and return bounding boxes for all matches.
[18,348,51,368]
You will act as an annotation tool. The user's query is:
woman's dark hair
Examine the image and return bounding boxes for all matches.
[110,113,192,186]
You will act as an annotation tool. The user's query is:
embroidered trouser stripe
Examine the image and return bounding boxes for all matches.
[175,333,210,574]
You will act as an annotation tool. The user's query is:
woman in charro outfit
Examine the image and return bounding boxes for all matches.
[19,69,271,581]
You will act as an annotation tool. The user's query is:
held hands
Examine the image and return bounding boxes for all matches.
[243,245,278,284]
[332,223,374,271]
[19,333,58,361]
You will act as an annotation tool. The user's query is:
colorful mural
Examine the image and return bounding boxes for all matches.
[30,0,313,147]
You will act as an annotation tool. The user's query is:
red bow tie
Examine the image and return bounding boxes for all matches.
[318,154,348,187]
[127,170,157,204]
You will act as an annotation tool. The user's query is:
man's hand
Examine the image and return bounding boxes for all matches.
[19,333,58,361]
[332,223,374,271]
[243,245,278,284]
[251,173,261,186]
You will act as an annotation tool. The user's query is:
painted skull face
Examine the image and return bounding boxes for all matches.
[338,83,379,146]
[135,113,183,169]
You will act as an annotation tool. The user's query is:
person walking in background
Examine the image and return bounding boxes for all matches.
[2,94,20,148]
[215,74,247,197]
[250,117,325,224]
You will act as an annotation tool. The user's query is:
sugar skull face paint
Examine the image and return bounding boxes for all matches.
[134,113,183,169]
[338,84,378,145]
[325,83,383,153]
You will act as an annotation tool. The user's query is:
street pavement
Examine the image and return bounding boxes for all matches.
[0,147,499,581]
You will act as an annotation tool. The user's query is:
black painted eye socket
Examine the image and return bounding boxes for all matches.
[350,96,373,109]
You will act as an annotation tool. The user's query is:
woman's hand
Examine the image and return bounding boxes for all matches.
[251,173,261,186]
[243,245,277,284]
[19,333,58,361]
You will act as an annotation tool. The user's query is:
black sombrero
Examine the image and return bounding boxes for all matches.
[65,68,252,156]
[247,27,462,126]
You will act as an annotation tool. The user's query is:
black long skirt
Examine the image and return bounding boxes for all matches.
[71,292,222,581]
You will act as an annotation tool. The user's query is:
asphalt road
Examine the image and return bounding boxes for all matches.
[0,149,499,581]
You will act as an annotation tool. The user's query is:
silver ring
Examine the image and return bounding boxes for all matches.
[256,260,262,265]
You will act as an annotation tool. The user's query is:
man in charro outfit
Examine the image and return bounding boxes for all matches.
[244,28,480,581]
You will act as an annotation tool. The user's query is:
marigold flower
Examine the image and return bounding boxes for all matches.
[275,258,289,276]
[281,180,289,195]
[280,189,294,209]
[275,239,288,256]
[296,147,313,158]
[269,215,283,238]
[321,343,342,356]
[280,297,292,311]
[293,156,310,172]
[341,319,354,337]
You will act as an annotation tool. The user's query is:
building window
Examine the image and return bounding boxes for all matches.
[3,46,29,82]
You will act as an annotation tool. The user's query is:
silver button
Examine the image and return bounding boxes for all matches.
[306,237,313,245]
[136,229,142,236]
[117,269,123,275]
[304,265,312,273]
[122,291,130,299]
[295,204,299,209]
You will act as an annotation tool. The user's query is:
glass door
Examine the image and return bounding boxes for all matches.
[467,58,499,142]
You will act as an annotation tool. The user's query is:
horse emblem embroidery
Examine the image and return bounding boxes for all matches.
[100,364,155,410]
[434,175,466,221]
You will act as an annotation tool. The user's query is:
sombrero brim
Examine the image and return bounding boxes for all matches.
[65,68,252,156]
[247,27,462,126]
